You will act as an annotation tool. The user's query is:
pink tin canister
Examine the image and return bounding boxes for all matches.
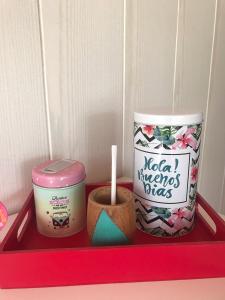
[32,159,86,238]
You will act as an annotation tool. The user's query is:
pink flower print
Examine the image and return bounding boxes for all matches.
[172,127,197,150]
[168,217,184,230]
[191,167,198,182]
[168,208,192,230]
[143,125,155,136]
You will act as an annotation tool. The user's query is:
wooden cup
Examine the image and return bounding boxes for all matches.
[87,186,136,246]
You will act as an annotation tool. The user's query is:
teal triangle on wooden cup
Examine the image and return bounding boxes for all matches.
[87,186,136,246]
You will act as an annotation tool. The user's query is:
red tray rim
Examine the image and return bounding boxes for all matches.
[1,182,225,254]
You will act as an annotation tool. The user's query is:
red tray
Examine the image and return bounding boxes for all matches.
[1,182,225,289]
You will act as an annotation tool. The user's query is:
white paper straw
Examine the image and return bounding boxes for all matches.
[111,145,117,205]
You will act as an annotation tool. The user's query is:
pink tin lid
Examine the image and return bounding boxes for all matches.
[32,159,86,188]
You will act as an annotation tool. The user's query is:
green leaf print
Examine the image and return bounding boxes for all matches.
[190,124,202,140]
[149,227,171,237]
[136,140,149,147]
[153,126,176,146]
[134,122,139,135]
[151,207,171,218]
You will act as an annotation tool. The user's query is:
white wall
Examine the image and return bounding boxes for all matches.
[0,0,225,214]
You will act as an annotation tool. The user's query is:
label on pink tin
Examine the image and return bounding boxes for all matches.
[43,159,76,173]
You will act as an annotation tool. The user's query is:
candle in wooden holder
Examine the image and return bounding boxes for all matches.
[87,186,136,246]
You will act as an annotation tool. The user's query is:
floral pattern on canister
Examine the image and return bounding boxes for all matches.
[134,122,201,150]
[134,121,202,237]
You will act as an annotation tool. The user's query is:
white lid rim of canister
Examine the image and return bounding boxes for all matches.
[134,112,203,126]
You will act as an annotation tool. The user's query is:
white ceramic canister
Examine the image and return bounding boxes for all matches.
[32,159,86,238]
[134,112,203,237]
